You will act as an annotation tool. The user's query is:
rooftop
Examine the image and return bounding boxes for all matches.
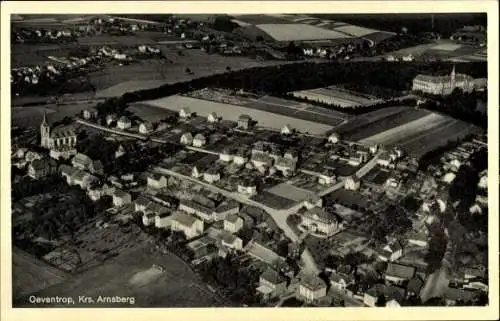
[261,268,286,285]
[171,212,199,227]
[385,263,416,279]
[300,274,326,291]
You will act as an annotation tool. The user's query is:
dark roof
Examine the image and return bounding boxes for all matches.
[261,268,286,285]
[113,189,130,199]
[407,276,423,294]
[171,212,199,227]
[239,114,251,120]
[30,158,51,171]
[385,263,416,280]
[225,214,241,224]
[300,274,327,291]
[304,207,337,224]
[329,272,355,285]
[221,231,238,244]
[50,126,76,139]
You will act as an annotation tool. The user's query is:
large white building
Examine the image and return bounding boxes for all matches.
[301,207,339,236]
[412,66,487,96]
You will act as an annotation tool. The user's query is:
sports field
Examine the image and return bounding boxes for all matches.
[15,242,227,307]
[141,95,336,135]
[266,183,315,203]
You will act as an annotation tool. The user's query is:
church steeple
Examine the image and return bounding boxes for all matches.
[41,111,48,126]
[450,65,456,83]
[40,111,51,148]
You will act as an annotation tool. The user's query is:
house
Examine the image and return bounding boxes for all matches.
[89,160,104,175]
[251,153,273,169]
[155,213,172,229]
[328,133,340,144]
[406,276,424,298]
[318,170,336,185]
[408,231,428,247]
[301,207,339,236]
[71,153,92,170]
[147,173,167,189]
[28,158,57,179]
[377,152,395,168]
[237,178,257,195]
[135,196,152,213]
[191,166,202,179]
[106,114,118,126]
[193,134,207,147]
[219,148,233,162]
[207,112,219,123]
[281,124,293,135]
[112,189,131,207]
[224,214,244,233]
[170,212,204,239]
[83,108,98,120]
[385,263,416,285]
[245,240,284,265]
[233,148,248,165]
[180,132,193,145]
[203,168,220,183]
[252,141,267,155]
[179,107,192,119]
[376,241,403,262]
[220,231,243,251]
[364,284,405,307]
[237,114,251,129]
[139,121,154,134]
[442,172,456,184]
[303,195,323,210]
[70,171,98,190]
[256,268,287,301]
[116,116,132,130]
[344,176,360,190]
[284,149,299,161]
[329,272,355,291]
[179,199,239,223]
[274,157,297,176]
[297,274,328,303]
[443,287,476,306]
[142,213,156,226]
[463,267,486,280]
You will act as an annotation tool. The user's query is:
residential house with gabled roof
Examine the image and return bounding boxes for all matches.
[251,153,273,169]
[297,274,328,303]
[318,169,336,185]
[385,263,416,285]
[274,157,297,176]
[376,241,403,262]
[237,114,251,129]
[117,116,132,130]
[179,107,192,119]
[207,112,219,123]
[203,168,220,183]
[329,272,355,292]
[170,212,204,239]
[83,107,98,120]
[193,133,207,147]
[245,240,284,266]
[72,153,92,170]
[220,231,243,251]
[237,178,257,195]
[233,148,248,165]
[106,114,118,126]
[281,124,293,135]
[224,214,244,233]
[191,165,202,179]
[406,276,424,298]
[219,147,233,162]
[139,121,154,134]
[256,268,288,301]
[147,173,167,189]
[28,158,57,179]
[344,176,361,190]
[112,189,131,207]
[180,132,193,145]
[364,284,406,307]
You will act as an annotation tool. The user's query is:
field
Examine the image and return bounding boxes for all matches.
[93,49,275,98]
[255,24,351,42]
[333,106,417,137]
[359,113,451,145]
[291,86,382,107]
[141,95,336,135]
[12,247,69,300]
[243,96,348,127]
[266,183,315,203]
[326,189,369,209]
[15,241,227,307]
[250,191,296,210]
[127,103,177,121]
[11,103,95,128]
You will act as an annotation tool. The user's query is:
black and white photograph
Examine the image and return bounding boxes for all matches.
[1,1,498,319]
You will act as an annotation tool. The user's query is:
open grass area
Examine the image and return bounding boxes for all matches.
[12,247,69,300]
[250,191,296,210]
[15,241,227,307]
[11,103,95,128]
[266,183,315,203]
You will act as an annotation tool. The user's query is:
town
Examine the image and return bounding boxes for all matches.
[10,13,489,308]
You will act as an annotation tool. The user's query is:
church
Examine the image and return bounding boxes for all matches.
[412,66,487,96]
[40,112,78,157]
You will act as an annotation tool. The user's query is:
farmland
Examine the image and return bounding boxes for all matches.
[15,241,227,307]
[11,103,95,128]
[255,24,351,42]
[291,86,382,107]
[13,247,69,300]
[141,95,336,135]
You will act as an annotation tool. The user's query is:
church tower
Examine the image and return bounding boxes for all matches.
[450,65,456,84]
[40,111,51,148]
